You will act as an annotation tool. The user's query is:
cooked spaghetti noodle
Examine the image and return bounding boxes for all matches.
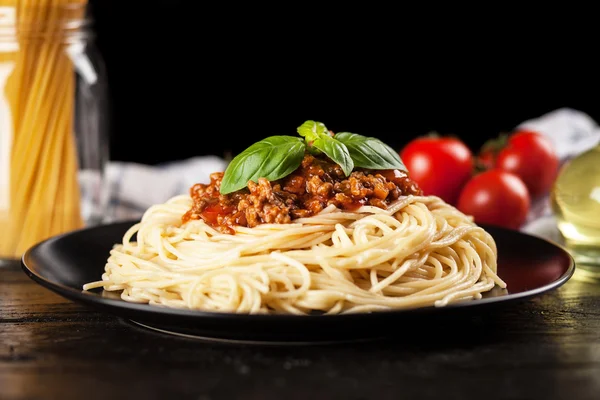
[83,194,506,315]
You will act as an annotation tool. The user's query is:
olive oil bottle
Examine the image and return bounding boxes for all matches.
[551,142,600,279]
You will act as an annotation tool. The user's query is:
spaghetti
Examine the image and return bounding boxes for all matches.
[0,0,87,258]
[83,193,506,315]
[84,124,507,315]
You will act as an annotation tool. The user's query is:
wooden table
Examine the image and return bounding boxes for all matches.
[2,259,600,400]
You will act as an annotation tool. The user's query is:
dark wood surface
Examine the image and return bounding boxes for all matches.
[2,260,600,400]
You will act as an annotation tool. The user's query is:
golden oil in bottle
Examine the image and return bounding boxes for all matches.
[551,143,600,280]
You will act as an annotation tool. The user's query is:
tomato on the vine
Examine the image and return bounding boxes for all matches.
[494,130,559,198]
[474,133,508,171]
[457,169,530,230]
[475,148,496,171]
[400,136,473,205]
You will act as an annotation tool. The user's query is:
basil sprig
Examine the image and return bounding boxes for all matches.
[334,132,406,171]
[219,120,407,195]
[298,120,353,176]
[220,136,306,194]
[297,120,328,141]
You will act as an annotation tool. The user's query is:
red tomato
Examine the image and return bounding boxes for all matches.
[495,130,559,198]
[400,136,473,205]
[457,169,530,230]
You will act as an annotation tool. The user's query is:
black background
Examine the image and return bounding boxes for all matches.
[88,0,599,165]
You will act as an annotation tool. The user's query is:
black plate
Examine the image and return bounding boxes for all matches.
[21,220,575,344]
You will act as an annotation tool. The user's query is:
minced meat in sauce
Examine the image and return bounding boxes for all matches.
[182,153,422,234]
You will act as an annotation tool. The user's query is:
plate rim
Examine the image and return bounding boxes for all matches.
[20,219,576,322]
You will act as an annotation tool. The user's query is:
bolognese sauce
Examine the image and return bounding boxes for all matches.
[182,153,422,234]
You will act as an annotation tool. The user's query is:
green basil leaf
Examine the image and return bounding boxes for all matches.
[297,120,327,142]
[220,136,306,194]
[334,132,407,171]
[312,135,354,176]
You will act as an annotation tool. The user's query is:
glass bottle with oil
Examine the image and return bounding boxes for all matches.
[551,142,600,280]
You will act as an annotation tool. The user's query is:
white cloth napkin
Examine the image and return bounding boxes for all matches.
[96,107,600,243]
[102,155,228,222]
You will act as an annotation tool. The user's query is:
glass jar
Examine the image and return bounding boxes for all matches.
[0,0,109,260]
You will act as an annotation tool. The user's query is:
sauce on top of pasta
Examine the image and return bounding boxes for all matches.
[182,153,423,234]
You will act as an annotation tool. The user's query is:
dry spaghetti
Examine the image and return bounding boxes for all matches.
[0,0,87,258]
